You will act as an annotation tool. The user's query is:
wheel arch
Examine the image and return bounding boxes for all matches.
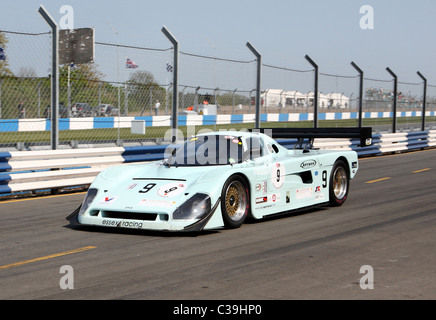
[329,156,351,206]
[335,156,350,176]
[224,172,253,218]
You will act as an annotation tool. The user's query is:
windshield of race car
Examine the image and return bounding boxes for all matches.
[165,134,245,166]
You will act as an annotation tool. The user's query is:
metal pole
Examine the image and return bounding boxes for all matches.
[351,61,364,128]
[162,26,179,143]
[38,5,59,150]
[386,67,398,133]
[246,42,261,129]
[305,55,318,128]
[417,71,427,131]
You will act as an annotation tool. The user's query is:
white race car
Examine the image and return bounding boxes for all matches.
[67,127,372,232]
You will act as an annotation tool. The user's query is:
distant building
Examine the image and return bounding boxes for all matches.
[260,89,349,109]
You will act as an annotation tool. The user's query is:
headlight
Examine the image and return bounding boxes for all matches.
[173,193,211,220]
[79,188,98,215]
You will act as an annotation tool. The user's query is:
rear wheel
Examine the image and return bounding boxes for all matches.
[221,175,249,229]
[329,160,349,206]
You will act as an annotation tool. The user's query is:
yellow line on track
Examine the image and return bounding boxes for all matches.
[413,168,431,173]
[0,246,96,270]
[366,177,391,184]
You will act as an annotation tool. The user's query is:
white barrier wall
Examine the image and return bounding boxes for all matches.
[0,130,435,195]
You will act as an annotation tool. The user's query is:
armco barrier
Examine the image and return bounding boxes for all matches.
[0,130,435,195]
[0,146,166,194]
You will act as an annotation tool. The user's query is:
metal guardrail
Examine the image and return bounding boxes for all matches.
[0,145,166,194]
[0,130,435,195]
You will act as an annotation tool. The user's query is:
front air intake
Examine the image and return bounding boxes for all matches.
[101,211,158,221]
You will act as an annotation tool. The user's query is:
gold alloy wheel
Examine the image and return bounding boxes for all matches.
[333,166,348,200]
[224,181,246,222]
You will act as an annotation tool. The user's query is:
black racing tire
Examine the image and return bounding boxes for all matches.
[221,175,249,229]
[329,160,349,206]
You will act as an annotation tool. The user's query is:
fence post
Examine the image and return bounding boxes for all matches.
[246,42,261,129]
[351,61,364,128]
[305,55,318,128]
[38,5,59,149]
[417,71,427,131]
[386,67,398,133]
[162,26,179,143]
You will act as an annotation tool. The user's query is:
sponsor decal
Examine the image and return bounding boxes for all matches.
[314,185,325,200]
[126,183,138,190]
[119,221,144,229]
[102,219,143,229]
[365,138,372,146]
[296,187,313,200]
[138,199,176,207]
[315,193,325,201]
[300,160,317,169]
[101,219,118,227]
[269,193,281,203]
[257,194,281,205]
[255,196,268,204]
[257,204,274,210]
[98,196,118,205]
[255,181,268,194]
[157,182,186,198]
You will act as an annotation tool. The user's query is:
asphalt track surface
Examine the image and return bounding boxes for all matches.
[0,149,435,301]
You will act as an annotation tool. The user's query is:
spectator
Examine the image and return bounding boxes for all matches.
[17,101,24,119]
[154,100,160,115]
[44,105,50,119]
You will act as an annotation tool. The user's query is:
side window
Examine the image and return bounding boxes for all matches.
[248,137,263,160]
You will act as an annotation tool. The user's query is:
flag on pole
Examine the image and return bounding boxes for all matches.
[0,47,6,61]
[166,62,173,72]
[126,58,138,69]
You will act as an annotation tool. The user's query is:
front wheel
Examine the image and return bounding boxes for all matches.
[329,160,349,206]
[221,175,249,229]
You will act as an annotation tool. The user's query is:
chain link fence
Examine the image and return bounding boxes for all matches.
[427,84,436,129]
[1,28,436,150]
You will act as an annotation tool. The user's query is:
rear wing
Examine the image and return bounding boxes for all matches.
[250,127,373,149]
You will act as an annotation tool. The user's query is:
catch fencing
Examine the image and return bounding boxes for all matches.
[1,25,436,150]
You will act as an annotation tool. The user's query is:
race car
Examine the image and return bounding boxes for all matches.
[67,127,372,232]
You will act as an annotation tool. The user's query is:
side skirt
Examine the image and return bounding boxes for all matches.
[261,201,330,220]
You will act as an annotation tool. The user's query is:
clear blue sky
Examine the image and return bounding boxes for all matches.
[1,0,436,92]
